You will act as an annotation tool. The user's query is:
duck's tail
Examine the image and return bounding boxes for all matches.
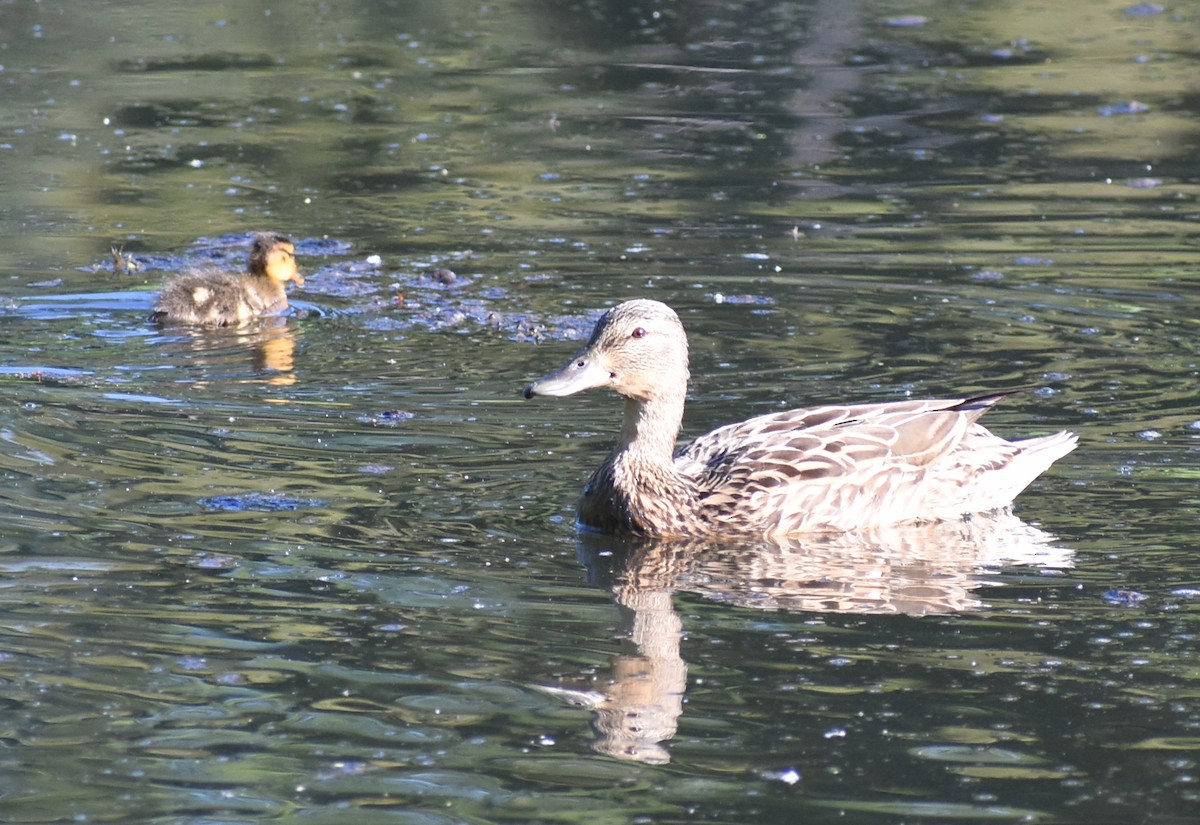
[1014,430,1078,469]
[988,429,1078,511]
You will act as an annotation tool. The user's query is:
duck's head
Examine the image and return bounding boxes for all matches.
[524,299,690,402]
[249,233,303,286]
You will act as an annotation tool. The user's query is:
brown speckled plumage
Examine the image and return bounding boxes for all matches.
[524,299,1077,538]
[152,234,302,326]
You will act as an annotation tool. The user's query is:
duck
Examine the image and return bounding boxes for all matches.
[523,298,1077,538]
[152,233,302,326]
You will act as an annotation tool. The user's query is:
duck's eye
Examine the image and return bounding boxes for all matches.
[631,327,646,338]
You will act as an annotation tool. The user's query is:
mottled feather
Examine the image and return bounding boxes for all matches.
[525,299,1077,538]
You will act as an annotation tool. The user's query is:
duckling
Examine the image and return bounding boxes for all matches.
[152,233,302,326]
[524,299,1077,538]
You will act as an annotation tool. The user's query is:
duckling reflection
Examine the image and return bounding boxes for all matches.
[158,322,300,387]
[152,233,302,326]
[249,324,299,386]
[535,511,1072,764]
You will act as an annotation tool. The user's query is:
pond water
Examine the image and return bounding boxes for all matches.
[2,0,1199,822]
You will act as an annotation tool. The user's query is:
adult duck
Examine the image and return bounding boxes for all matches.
[523,299,1076,538]
[152,233,302,326]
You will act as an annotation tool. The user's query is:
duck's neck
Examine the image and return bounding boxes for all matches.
[248,275,288,309]
[617,390,686,467]
[581,386,692,537]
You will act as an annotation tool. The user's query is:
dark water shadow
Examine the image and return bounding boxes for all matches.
[536,513,1073,764]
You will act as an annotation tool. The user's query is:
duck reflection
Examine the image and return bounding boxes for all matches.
[537,511,1072,764]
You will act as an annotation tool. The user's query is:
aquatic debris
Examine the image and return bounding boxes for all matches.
[357,463,395,475]
[358,409,415,426]
[187,553,239,570]
[198,492,327,512]
[294,236,354,256]
[885,15,928,27]
[110,245,140,275]
[711,293,776,306]
[1102,588,1147,606]
[422,268,461,286]
[761,767,802,785]
[1097,101,1150,116]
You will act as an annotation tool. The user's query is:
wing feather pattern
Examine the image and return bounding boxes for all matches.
[674,395,1018,532]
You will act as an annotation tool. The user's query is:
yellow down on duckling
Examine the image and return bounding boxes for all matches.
[153,234,302,326]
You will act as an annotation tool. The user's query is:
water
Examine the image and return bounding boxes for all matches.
[1,0,1199,822]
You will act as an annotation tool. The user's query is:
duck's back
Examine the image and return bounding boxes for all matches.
[673,394,1076,534]
[153,271,283,325]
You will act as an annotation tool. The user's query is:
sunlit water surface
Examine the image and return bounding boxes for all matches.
[1,1,1199,822]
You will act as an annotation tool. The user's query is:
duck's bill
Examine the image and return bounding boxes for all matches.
[523,353,610,399]
[291,272,305,286]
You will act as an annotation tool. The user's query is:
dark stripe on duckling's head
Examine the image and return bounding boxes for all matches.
[248,233,295,275]
[249,233,302,285]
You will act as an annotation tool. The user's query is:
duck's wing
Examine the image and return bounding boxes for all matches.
[676,395,1003,481]
[674,394,1014,531]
